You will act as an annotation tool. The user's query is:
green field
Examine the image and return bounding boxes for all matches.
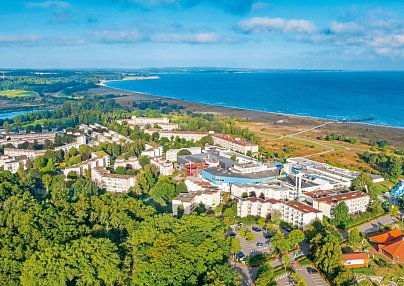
[0,89,38,98]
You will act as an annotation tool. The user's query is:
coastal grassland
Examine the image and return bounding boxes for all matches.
[0,89,38,98]
[236,121,392,171]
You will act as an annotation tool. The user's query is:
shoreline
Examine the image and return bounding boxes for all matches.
[101,81,403,131]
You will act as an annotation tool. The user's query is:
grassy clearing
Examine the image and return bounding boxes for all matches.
[0,89,38,98]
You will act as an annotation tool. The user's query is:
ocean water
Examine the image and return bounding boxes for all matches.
[106,71,404,128]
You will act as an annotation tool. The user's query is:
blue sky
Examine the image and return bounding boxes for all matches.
[1,0,404,69]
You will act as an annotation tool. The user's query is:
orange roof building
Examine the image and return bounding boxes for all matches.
[341,253,369,268]
[370,229,404,263]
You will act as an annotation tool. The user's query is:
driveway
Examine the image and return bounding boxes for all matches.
[358,215,397,234]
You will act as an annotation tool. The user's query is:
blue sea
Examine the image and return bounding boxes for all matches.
[106,71,404,128]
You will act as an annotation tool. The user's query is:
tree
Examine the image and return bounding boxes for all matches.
[115,166,127,175]
[254,262,276,286]
[204,264,241,286]
[290,273,307,286]
[150,176,176,205]
[333,202,350,228]
[3,120,11,134]
[139,155,150,168]
[176,181,188,193]
[348,228,362,245]
[334,269,354,286]
[271,231,290,254]
[177,149,192,156]
[270,210,282,225]
[281,254,290,270]
[67,171,77,180]
[388,157,403,179]
[288,229,305,246]
[314,234,342,276]
[41,174,52,195]
[257,217,266,228]
[231,238,241,254]
[351,173,373,193]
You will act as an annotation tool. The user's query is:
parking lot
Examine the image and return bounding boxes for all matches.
[277,262,329,286]
[231,224,271,258]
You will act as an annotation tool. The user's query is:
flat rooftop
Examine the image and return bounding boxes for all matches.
[203,167,279,179]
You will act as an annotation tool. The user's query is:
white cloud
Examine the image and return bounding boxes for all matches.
[152,32,221,44]
[238,17,317,34]
[372,34,404,48]
[0,35,41,45]
[329,21,363,34]
[27,1,71,9]
[92,30,144,43]
[251,2,272,11]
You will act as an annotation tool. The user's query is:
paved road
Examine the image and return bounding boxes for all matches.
[233,265,258,286]
[358,215,397,234]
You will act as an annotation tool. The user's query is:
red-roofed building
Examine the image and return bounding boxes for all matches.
[280,201,324,228]
[312,191,370,218]
[370,229,404,263]
[212,134,259,155]
[341,253,369,268]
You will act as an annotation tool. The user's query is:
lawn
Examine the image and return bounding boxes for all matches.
[0,89,38,98]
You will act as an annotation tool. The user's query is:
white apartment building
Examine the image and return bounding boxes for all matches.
[0,155,27,173]
[54,135,87,153]
[166,147,202,162]
[212,134,259,155]
[127,116,170,125]
[141,143,163,158]
[118,117,178,131]
[150,158,174,176]
[0,132,56,147]
[63,154,110,178]
[4,148,46,159]
[172,188,221,215]
[312,191,370,218]
[184,177,213,192]
[231,184,291,200]
[280,201,324,228]
[237,197,281,218]
[114,157,142,170]
[91,167,136,193]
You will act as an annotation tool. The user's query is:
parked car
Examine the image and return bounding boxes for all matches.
[264,232,272,239]
[293,251,304,258]
[252,226,262,232]
[236,251,245,259]
[307,267,318,274]
[282,226,292,232]
[256,242,264,247]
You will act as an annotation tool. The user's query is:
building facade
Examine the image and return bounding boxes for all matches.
[91,167,136,193]
[312,191,370,218]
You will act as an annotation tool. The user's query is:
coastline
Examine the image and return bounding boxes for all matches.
[92,84,404,148]
[101,81,403,130]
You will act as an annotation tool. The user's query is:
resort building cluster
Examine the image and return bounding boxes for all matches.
[0,116,383,229]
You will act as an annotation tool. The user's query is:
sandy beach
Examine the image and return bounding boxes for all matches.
[91,85,404,148]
